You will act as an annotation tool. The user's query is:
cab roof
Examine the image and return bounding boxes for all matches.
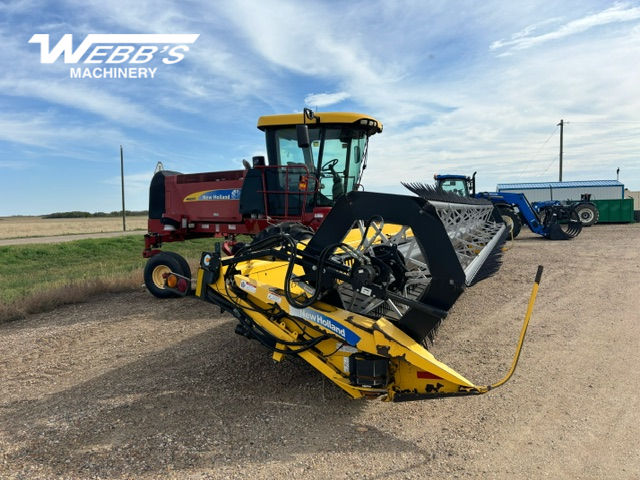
[257,112,383,135]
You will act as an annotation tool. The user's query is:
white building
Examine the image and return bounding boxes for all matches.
[496,180,625,203]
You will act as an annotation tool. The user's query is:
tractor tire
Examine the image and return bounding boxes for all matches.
[498,207,522,239]
[573,203,599,226]
[144,252,192,299]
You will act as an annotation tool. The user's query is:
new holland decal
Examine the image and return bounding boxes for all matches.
[289,307,361,346]
[184,189,241,202]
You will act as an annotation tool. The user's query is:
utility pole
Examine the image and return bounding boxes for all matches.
[120,145,126,232]
[557,119,564,182]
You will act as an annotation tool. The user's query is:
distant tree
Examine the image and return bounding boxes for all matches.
[42,210,148,218]
[43,211,91,219]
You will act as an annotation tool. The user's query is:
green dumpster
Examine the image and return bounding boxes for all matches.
[592,199,635,223]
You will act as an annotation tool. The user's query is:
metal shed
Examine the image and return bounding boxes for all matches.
[496,180,625,203]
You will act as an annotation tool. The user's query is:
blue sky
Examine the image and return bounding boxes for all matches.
[1,1,639,216]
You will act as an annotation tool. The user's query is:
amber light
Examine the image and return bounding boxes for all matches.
[166,274,178,289]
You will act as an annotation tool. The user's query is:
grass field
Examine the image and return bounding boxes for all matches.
[0,216,148,240]
[0,234,224,323]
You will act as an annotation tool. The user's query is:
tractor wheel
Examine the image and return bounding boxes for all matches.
[573,203,599,226]
[144,252,192,299]
[498,207,522,239]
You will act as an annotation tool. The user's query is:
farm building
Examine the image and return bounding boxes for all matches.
[496,180,624,203]
[496,180,637,223]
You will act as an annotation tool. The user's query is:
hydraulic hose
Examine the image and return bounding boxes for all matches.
[486,265,544,391]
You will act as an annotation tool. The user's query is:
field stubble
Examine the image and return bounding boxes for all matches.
[0,216,147,240]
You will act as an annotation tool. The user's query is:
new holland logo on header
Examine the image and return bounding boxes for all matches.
[290,307,361,346]
[28,34,199,79]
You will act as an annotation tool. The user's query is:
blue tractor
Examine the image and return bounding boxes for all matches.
[433,173,584,240]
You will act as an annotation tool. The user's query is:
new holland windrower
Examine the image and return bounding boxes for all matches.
[165,186,543,402]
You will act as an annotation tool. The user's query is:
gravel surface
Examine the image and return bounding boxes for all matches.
[1,224,639,479]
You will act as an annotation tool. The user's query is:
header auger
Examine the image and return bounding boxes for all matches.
[165,188,542,402]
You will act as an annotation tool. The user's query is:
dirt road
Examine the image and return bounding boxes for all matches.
[1,224,639,479]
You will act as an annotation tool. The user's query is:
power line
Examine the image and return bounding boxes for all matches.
[515,125,559,182]
[568,121,640,125]
[537,154,559,180]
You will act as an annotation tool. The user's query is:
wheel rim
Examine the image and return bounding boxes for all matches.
[151,265,171,289]
[579,209,594,223]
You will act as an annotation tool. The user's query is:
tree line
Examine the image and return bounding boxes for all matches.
[43,211,148,219]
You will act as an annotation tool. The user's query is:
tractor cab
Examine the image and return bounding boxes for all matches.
[252,108,383,212]
[434,172,476,197]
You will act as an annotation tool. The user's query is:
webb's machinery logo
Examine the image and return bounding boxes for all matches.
[28,34,200,79]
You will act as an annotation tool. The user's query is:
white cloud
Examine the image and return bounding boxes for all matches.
[304,92,351,108]
[0,78,172,129]
[0,110,127,150]
[0,160,33,170]
[490,3,640,54]
[2,1,640,216]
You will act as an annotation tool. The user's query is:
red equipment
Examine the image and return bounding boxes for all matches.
[143,109,383,298]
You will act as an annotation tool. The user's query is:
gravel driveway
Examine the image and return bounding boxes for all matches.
[1,224,639,479]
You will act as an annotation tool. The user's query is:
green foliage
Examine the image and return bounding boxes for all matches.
[0,236,223,312]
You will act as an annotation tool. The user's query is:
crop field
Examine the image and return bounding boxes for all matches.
[0,216,148,240]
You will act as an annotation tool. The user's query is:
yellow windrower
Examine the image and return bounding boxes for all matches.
[170,189,542,402]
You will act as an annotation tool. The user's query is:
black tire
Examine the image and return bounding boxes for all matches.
[498,207,522,238]
[573,203,599,226]
[144,251,192,299]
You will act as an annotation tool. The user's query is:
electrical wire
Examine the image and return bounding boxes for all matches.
[515,125,559,182]
[537,154,559,179]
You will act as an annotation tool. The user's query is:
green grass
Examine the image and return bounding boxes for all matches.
[0,236,226,323]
